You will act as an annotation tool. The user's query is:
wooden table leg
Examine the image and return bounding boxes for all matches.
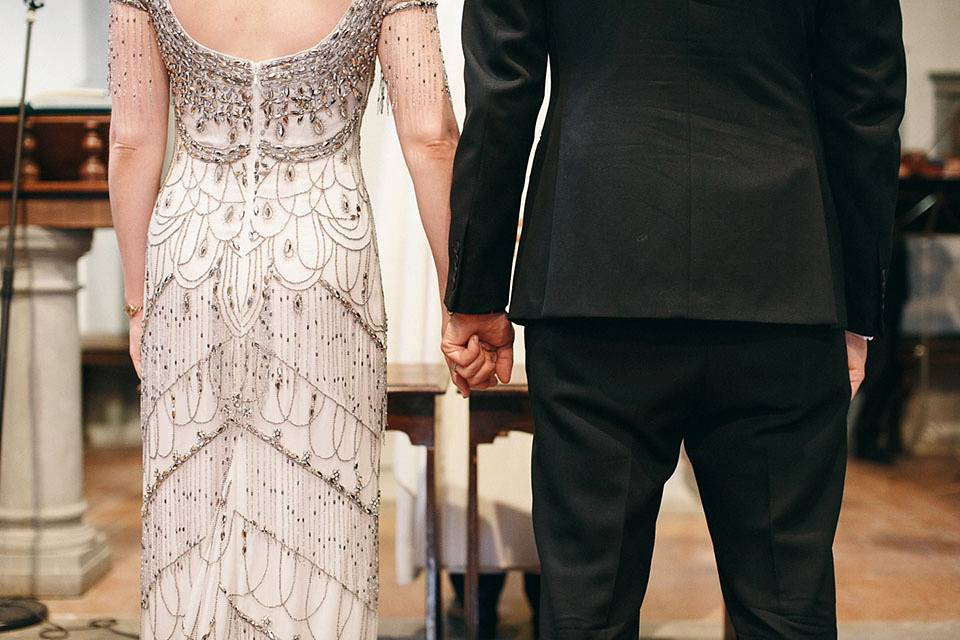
[466,437,480,640]
[424,445,442,640]
[465,386,534,640]
[384,365,450,640]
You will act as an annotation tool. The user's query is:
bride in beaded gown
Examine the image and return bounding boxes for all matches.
[107,0,466,638]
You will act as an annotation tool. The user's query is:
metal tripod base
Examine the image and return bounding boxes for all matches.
[0,597,47,632]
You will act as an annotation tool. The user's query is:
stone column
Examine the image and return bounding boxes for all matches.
[0,225,110,596]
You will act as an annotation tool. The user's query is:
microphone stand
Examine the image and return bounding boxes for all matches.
[0,0,49,631]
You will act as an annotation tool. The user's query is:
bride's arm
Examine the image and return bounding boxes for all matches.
[378,1,458,300]
[379,2,495,391]
[107,1,170,376]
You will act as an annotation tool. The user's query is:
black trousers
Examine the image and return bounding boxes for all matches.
[524,319,849,640]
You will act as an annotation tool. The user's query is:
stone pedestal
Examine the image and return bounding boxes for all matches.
[0,225,110,596]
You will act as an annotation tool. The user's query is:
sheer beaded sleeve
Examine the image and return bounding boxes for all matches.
[378,0,458,301]
[107,0,169,320]
[108,0,167,117]
[378,0,451,123]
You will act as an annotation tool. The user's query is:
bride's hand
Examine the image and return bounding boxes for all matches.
[441,313,470,396]
[442,315,499,397]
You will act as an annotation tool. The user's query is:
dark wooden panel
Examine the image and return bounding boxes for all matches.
[1,112,110,185]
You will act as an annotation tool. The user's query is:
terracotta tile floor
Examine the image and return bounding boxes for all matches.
[37,448,960,635]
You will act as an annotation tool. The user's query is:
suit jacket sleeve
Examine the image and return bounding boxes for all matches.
[444,0,548,314]
[813,0,906,336]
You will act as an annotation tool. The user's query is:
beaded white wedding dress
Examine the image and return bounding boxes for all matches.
[108,1,446,638]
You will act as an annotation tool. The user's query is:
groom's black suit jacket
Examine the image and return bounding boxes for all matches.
[444,0,905,336]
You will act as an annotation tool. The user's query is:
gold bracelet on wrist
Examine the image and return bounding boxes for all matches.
[123,302,143,318]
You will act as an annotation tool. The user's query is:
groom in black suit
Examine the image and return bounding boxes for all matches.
[442,1,906,638]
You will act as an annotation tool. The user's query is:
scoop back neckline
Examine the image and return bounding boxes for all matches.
[160,0,362,66]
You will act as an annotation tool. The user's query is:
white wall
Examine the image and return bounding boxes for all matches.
[0,0,106,104]
[901,0,960,150]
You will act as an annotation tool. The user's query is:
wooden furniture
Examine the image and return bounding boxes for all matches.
[385,363,449,640]
[894,173,960,451]
[465,369,534,640]
[897,174,960,234]
[0,109,112,228]
[81,334,133,367]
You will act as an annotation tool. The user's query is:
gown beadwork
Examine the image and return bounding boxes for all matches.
[107,1,446,638]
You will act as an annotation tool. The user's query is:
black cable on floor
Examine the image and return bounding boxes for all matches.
[38,618,138,639]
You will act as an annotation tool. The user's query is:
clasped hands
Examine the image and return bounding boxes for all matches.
[441,312,514,397]
[439,316,867,400]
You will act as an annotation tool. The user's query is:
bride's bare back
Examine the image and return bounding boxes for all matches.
[168,0,353,62]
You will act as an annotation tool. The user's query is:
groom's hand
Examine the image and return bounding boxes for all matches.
[845,330,868,399]
[441,312,514,397]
